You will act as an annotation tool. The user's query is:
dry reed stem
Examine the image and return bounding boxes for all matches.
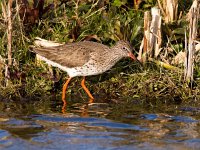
[150,7,162,58]
[157,0,178,23]
[139,7,162,61]
[184,0,199,83]
[7,0,12,67]
[142,11,150,62]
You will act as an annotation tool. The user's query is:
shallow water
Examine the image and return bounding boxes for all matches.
[0,99,200,150]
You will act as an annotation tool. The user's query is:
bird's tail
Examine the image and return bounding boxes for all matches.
[34,37,64,47]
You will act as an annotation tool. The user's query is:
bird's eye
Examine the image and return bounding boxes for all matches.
[122,47,127,51]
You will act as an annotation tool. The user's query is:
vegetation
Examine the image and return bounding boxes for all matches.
[0,0,199,106]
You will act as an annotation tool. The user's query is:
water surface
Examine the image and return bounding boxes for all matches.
[0,99,200,150]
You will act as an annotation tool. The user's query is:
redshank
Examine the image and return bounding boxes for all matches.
[30,40,137,103]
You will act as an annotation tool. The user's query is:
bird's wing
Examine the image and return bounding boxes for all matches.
[30,41,109,68]
[30,44,90,68]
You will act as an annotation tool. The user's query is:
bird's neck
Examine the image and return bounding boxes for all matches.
[111,47,124,58]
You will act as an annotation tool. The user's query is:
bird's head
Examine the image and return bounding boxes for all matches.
[114,40,137,61]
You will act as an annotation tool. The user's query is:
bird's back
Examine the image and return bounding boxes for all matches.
[31,41,110,68]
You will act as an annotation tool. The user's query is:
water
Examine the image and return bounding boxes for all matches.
[0,99,200,150]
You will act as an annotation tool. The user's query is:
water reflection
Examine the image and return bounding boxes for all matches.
[62,98,94,115]
[0,100,200,149]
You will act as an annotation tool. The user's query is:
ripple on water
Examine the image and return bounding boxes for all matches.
[0,130,12,149]
[0,102,200,150]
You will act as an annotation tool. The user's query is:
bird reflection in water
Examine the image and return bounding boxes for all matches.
[62,98,94,116]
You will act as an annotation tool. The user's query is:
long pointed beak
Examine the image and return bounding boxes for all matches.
[128,52,137,60]
[128,52,142,65]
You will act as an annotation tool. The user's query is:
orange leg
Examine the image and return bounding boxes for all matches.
[89,98,94,104]
[81,77,94,100]
[62,77,72,105]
